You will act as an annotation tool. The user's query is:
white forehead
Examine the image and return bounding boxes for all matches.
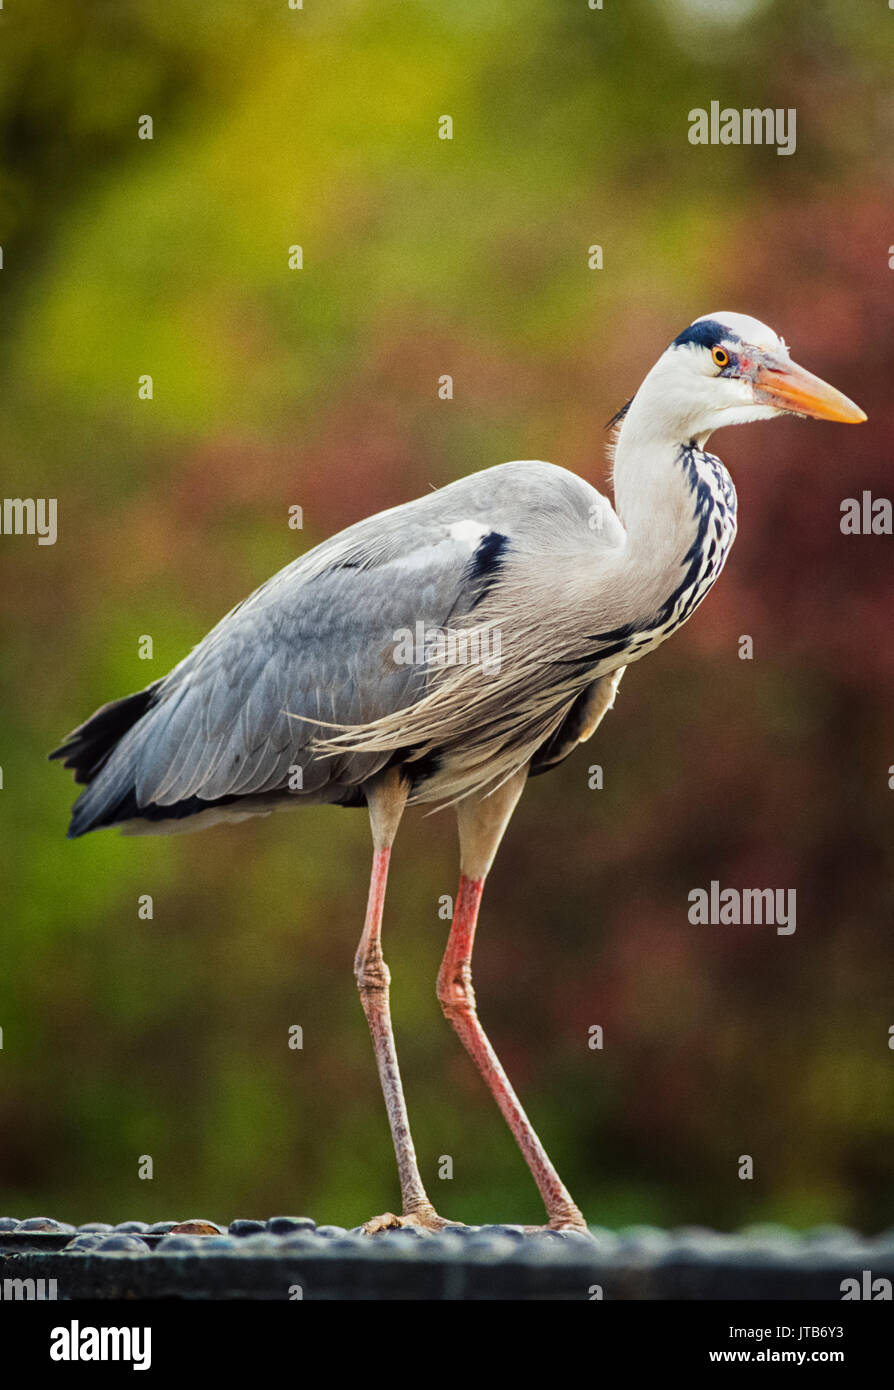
[693,311,787,354]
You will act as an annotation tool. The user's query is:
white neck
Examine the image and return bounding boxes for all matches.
[607,382,737,645]
[613,388,706,573]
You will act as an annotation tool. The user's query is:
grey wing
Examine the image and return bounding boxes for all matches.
[59,458,623,830]
[109,517,503,812]
[133,570,424,806]
[131,458,613,808]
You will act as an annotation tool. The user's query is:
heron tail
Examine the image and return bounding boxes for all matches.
[49,684,162,836]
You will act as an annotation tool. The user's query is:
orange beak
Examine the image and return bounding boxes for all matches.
[752,355,867,424]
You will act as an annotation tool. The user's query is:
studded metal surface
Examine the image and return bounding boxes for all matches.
[2,1218,892,1299]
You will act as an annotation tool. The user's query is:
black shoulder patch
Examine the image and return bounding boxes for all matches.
[672,319,741,351]
[467,531,509,580]
[465,530,509,608]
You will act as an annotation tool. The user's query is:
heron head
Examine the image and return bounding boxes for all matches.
[645,311,867,442]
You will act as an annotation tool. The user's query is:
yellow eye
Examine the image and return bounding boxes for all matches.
[712,346,730,369]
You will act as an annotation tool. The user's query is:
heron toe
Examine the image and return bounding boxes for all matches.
[523,1212,590,1235]
[361,1209,464,1236]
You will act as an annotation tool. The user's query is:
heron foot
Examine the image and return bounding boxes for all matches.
[523,1208,590,1236]
[361,1207,464,1236]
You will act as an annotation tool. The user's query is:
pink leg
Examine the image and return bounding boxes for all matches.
[354,770,459,1232]
[355,845,436,1223]
[437,872,587,1231]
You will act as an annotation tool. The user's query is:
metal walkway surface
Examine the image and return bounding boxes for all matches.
[2,1217,892,1300]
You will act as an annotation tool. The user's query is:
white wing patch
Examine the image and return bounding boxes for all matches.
[448,519,490,547]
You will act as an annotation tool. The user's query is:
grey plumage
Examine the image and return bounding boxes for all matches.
[54,459,629,834]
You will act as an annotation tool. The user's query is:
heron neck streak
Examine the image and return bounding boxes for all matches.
[595,432,738,664]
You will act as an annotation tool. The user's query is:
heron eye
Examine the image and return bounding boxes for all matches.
[712,346,730,370]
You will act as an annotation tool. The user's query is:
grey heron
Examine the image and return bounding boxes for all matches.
[52,312,866,1233]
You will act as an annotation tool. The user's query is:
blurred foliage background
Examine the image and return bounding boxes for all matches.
[1,0,892,1232]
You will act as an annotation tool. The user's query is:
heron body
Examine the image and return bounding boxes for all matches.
[53,312,865,1232]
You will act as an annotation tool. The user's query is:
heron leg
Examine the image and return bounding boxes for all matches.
[356,770,456,1234]
[438,768,587,1232]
